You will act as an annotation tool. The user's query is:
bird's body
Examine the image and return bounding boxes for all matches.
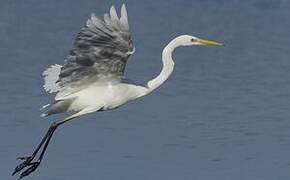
[62,80,146,112]
[41,34,178,117]
[13,4,222,179]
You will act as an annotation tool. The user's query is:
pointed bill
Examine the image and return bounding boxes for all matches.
[197,38,223,46]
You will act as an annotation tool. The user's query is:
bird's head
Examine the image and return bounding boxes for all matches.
[179,35,223,47]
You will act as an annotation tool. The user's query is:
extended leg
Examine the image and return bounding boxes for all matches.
[12,116,75,179]
[12,108,98,179]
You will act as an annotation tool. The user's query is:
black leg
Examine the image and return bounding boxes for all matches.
[12,122,58,179]
[12,115,78,179]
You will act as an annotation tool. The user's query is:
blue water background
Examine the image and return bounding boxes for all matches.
[1,0,290,179]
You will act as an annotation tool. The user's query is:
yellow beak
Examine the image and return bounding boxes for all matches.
[197,38,223,46]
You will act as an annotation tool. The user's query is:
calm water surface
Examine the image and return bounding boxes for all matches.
[1,0,290,180]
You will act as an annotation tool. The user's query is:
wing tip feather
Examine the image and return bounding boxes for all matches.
[120,4,129,30]
[110,5,119,21]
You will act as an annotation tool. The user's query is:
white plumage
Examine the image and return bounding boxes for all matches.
[42,64,62,93]
[13,4,223,179]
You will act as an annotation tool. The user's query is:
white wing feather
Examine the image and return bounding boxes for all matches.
[43,4,131,97]
[110,5,119,22]
[42,64,62,93]
[120,4,129,30]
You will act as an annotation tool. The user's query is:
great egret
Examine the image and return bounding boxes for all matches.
[12,4,222,179]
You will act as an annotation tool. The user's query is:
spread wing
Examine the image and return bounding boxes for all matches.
[52,4,134,95]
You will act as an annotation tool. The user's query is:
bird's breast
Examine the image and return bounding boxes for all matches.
[69,83,139,112]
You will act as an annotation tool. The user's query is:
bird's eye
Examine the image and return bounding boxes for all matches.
[191,38,196,42]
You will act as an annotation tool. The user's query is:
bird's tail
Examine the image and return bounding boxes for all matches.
[40,99,75,117]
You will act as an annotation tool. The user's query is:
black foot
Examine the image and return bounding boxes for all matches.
[12,156,33,175]
[12,155,41,179]
[12,122,60,178]
[19,161,40,179]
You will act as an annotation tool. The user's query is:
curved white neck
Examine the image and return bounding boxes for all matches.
[145,37,183,94]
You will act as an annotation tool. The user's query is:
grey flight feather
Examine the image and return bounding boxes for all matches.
[57,4,134,90]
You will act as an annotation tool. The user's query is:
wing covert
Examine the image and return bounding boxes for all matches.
[58,4,134,89]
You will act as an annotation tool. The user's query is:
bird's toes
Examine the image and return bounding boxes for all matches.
[12,162,28,176]
[19,161,40,179]
[12,156,34,176]
[17,155,32,161]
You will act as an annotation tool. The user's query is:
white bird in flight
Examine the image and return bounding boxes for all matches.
[12,4,222,178]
